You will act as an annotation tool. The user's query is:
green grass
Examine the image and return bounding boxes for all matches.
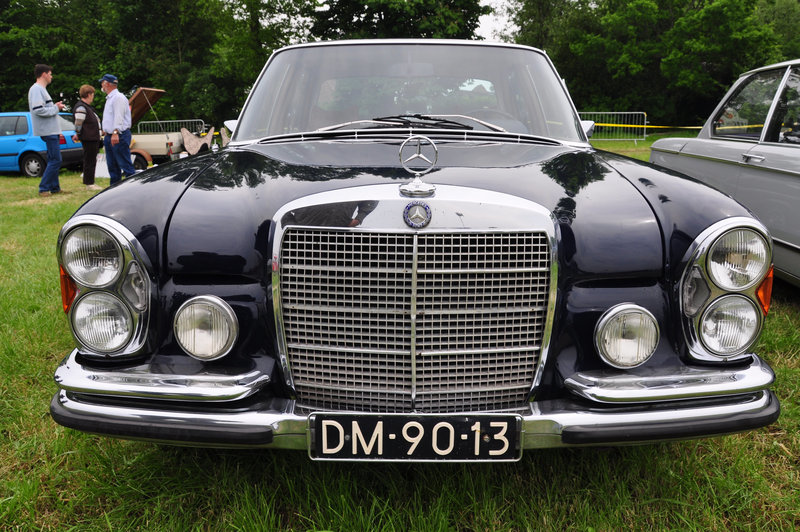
[1,152,799,529]
[591,130,700,161]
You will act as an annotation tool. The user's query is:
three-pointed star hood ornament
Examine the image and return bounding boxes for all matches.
[399,135,437,198]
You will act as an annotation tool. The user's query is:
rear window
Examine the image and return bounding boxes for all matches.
[58,114,75,132]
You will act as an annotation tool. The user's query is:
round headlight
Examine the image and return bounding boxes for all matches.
[700,295,760,356]
[62,226,123,287]
[71,292,133,353]
[595,304,660,369]
[174,296,238,361]
[707,228,769,290]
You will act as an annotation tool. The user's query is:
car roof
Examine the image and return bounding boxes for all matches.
[741,58,800,77]
[0,111,72,116]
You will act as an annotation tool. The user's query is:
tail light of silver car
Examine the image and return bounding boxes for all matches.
[58,215,152,357]
[680,218,773,363]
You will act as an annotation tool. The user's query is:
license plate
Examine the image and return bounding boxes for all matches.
[309,413,522,461]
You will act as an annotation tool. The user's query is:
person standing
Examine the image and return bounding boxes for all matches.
[99,74,135,185]
[72,84,103,191]
[27,64,65,196]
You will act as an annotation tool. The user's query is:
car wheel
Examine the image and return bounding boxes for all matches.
[20,153,45,177]
[133,154,148,171]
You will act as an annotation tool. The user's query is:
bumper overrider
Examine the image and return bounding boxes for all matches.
[51,348,780,454]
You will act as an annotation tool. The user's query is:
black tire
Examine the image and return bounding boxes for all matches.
[20,153,46,177]
[133,154,148,171]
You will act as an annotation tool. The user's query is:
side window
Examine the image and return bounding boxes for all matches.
[712,69,785,140]
[764,67,800,144]
[0,116,19,136]
[15,117,29,135]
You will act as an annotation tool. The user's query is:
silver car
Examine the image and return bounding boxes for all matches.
[650,59,800,286]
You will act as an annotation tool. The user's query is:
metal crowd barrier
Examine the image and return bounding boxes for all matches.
[136,119,206,134]
[579,112,647,141]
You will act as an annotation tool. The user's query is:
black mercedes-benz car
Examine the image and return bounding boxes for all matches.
[51,40,779,461]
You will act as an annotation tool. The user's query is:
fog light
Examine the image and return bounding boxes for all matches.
[72,292,133,352]
[700,295,759,356]
[595,304,659,369]
[174,296,238,361]
[62,225,123,287]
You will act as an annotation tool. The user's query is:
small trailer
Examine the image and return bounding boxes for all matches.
[128,88,207,169]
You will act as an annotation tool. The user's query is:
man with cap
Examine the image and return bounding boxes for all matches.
[99,73,136,185]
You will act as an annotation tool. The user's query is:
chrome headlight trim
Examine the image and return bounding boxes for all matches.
[57,214,154,358]
[679,217,771,363]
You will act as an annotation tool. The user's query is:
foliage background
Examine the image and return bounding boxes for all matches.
[2,0,799,127]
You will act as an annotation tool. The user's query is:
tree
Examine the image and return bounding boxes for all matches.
[756,0,800,60]
[510,0,779,124]
[308,0,491,40]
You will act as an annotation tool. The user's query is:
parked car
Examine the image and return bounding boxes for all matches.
[650,59,800,287]
[50,40,779,461]
[0,111,83,176]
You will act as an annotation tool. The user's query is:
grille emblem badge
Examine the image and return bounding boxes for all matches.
[403,201,432,229]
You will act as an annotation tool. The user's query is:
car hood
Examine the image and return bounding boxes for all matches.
[73,139,751,283]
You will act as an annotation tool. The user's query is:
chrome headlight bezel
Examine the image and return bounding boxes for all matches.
[679,217,771,363]
[57,215,154,358]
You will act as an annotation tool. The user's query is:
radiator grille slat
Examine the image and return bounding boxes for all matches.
[280,230,550,413]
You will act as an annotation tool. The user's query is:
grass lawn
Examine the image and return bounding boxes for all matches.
[1,141,798,529]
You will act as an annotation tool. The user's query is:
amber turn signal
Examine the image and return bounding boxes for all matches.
[59,265,77,313]
[757,266,774,315]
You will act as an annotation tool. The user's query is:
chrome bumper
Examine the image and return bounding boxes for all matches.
[51,350,780,450]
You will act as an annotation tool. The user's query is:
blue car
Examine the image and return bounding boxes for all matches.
[0,111,83,177]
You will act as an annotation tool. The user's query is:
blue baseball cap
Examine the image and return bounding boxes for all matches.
[98,74,118,84]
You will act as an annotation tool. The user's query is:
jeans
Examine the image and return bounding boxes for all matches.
[104,130,136,185]
[39,134,62,193]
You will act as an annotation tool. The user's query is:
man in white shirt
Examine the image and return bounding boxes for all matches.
[28,64,65,196]
[99,73,136,185]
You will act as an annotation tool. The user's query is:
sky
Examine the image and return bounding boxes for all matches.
[476,0,514,41]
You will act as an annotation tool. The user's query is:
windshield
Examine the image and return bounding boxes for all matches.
[235,42,584,143]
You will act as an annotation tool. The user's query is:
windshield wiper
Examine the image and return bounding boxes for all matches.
[371,114,474,130]
[314,119,404,132]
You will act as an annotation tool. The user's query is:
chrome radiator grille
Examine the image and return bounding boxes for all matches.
[279,229,551,413]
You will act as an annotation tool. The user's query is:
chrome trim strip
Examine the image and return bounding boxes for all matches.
[564,355,774,403]
[54,349,270,402]
[773,236,800,253]
[53,388,775,450]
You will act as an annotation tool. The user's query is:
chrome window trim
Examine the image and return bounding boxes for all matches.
[57,214,155,358]
[270,184,559,408]
[679,216,772,364]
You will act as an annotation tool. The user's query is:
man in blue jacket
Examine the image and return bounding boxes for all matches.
[28,64,65,196]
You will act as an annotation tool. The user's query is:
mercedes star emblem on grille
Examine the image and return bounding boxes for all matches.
[403,201,432,228]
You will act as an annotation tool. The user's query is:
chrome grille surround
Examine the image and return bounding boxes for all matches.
[272,185,558,413]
